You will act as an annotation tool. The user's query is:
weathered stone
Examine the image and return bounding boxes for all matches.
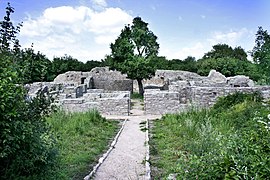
[54,71,90,85]
[26,67,270,116]
[227,75,255,87]
[144,91,183,115]
[207,70,227,84]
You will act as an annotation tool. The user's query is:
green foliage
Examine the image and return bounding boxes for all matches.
[0,3,57,179]
[197,57,259,80]
[107,16,159,95]
[212,91,262,112]
[131,92,144,100]
[19,48,51,83]
[0,3,22,52]
[203,44,248,60]
[150,92,270,179]
[46,110,119,179]
[196,43,263,81]
[47,55,103,81]
[250,26,270,84]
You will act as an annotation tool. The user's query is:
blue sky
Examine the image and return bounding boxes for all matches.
[0,0,269,62]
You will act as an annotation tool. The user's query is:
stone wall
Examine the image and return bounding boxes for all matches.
[93,79,133,92]
[98,97,130,115]
[144,86,270,115]
[60,91,130,115]
[190,86,270,108]
[53,67,133,92]
[61,98,99,112]
[54,71,90,86]
[87,67,133,92]
[144,90,188,115]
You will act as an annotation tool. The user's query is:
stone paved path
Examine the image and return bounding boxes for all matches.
[93,99,161,180]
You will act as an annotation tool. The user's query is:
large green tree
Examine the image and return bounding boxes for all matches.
[250,26,270,84]
[107,17,159,95]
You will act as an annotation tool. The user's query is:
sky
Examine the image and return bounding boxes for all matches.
[0,0,269,62]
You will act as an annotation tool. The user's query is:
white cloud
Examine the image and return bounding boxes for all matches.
[160,28,254,60]
[91,0,107,7]
[85,7,132,34]
[200,15,206,19]
[160,42,206,60]
[19,5,132,62]
[207,28,252,47]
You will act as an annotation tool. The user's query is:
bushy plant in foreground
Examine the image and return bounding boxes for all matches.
[150,92,270,179]
[0,3,57,179]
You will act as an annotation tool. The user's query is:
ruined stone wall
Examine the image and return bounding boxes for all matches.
[53,71,90,85]
[134,70,204,92]
[60,91,131,115]
[190,86,270,108]
[61,99,99,112]
[144,86,270,115]
[85,67,133,92]
[53,67,133,92]
[144,90,188,115]
[98,97,130,115]
[93,79,133,92]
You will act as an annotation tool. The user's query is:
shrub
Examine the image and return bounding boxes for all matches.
[0,3,57,179]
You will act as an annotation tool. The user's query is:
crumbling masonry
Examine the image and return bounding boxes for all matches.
[27,67,270,116]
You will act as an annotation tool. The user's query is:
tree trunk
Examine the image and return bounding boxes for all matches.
[137,79,144,96]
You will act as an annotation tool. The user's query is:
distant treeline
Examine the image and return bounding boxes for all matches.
[20,41,267,84]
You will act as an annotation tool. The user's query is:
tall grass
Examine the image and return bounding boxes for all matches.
[150,92,270,179]
[45,110,119,179]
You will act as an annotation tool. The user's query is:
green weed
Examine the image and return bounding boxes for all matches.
[150,92,270,179]
[44,110,119,179]
[131,92,144,100]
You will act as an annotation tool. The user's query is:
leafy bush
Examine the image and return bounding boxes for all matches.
[212,91,262,112]
[0,3,57,179]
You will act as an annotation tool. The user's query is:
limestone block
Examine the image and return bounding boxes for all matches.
[208,70,227,84]
[144,91,182,115]
[87,89,104,93]
[98,97,130,115]
[83,93,101,102]
[227,75,255,87]
[63,86,76,94]
[61,98,84,104]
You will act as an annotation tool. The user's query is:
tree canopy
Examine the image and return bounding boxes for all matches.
[203,43,248,61]
[250,26,270,83]
[106,16,159,95]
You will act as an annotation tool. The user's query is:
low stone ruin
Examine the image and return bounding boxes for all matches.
[144,69,270,115]
[26,67,270,116]
[27,67,132,115]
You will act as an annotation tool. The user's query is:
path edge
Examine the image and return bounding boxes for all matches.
[145,119,151,180]
[84,119,128,180]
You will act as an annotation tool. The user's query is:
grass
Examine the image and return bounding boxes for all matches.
[150,93,270,179]
[44,110,119,179]
[131,92,144,100]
